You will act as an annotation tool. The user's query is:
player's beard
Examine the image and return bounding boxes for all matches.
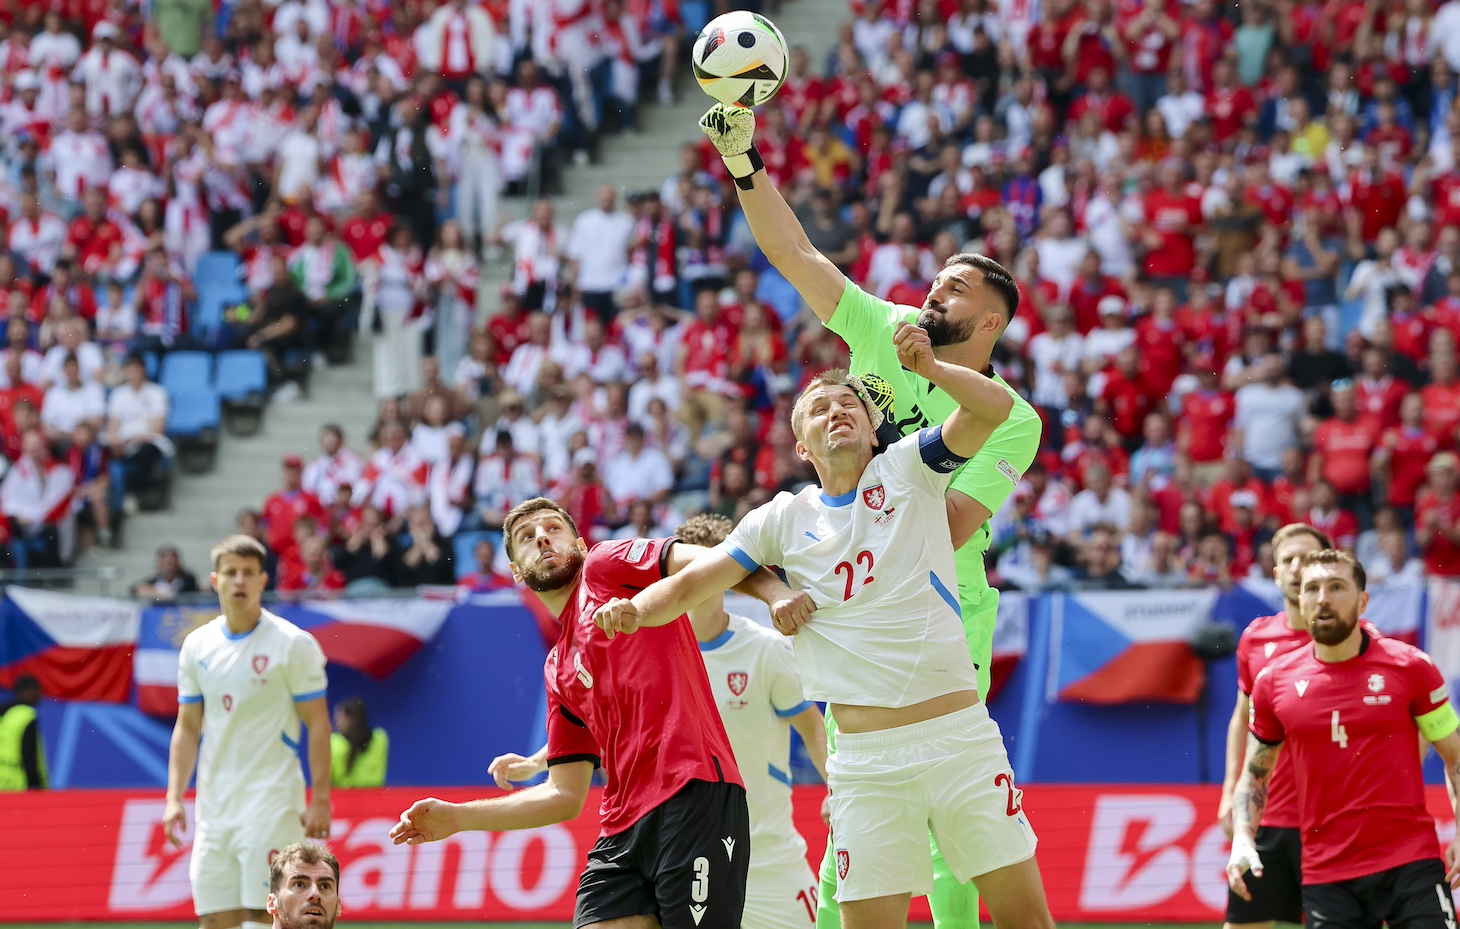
[520,547,585,592]
[1308,604,1360,646]
[917,302,978,347]
[277,907,336,929]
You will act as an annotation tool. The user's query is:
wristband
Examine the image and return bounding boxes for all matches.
[722,145,765,190]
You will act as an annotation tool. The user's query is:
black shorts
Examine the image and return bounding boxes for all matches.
[574,779,750,929]
[1304,858,1455,929]
[1226,826,1304,924]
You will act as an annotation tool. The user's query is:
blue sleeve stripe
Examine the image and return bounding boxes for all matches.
[774,700,813,718]
[767,763,793,788]
[281,730,300,752]
[723,545,760,572]
[929,571,962,619]
[292,688,327,703]
[178,694,203,705]
[917,426,968,474]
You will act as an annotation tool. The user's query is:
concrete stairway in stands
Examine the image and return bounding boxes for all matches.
[74,0,843,595]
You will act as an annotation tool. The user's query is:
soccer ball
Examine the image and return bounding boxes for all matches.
[691,10,790,109]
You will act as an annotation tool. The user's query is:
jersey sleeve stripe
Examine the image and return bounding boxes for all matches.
[281,730,299,751]
[917,426,970,473]
[723,545,760,572]
[774,700,813,718]
[1417,703,1460,742]
[767,763,793,788]
[292,688,327,703]
[929,571,961,619]
[178,694,203,704]
[547,752,601,768]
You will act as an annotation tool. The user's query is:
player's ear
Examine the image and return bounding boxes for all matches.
[795,439,809,461]
[265,894,278,917]
[209,572,220,592]
[1357,588,1370,616]
[575,537,589,554]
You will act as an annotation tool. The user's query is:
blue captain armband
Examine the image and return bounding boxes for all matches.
[917,426,969,473]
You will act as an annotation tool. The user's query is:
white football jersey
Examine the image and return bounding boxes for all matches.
[724,428,979,708]
[177,611,328,826]
[701,614,812,868]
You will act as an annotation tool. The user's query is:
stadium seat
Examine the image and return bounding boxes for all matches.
[453,531,503,581]
[215,350,269,437]
[166,387,221,473]
[143,352,159,380]
[159,351,213,397]
[193,251,247,336]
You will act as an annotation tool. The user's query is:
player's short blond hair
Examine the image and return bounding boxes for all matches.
[790,369,884,441]
[269,842,339,893]
[210,534,268,571]
[1271,523,1333,558]
[677,513,733,547]
[502,497,580,560]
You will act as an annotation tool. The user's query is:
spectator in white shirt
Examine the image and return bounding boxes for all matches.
[565,185,634,318]
[275,105,324,203]
[601,422,674,507]
[41,354,105,443]
[39,321,104,388]
[479,390,541,458]
[627,352,681,420]
[2,430,76,567]
[302,423,366,504]
[1026,307,1085,409]
[48,107,112,207]
[105,354,172,508]
[558,316,628,385]
[8,193,67,277]
[1233,353,1308,480]
[73,22,142,119]
[1034,208,1088,298]
[1068,464,1134,538]
[470,430,543,530]
[1155,70,1206,140]
[1082,298,1138,372]
[502,312,554,397]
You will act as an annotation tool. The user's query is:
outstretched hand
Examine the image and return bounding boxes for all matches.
[893,322,937,379]
[699,103,756,158]
[1225,834,1265,901]
[390,798,460,846]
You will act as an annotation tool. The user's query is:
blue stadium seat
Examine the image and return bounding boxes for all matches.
[193,251,247,336]
[453,531,503,580]
[194,251,241,286]
[143,352,159,380]
[214,350,268,401]
[159,351,213,396]
[166,387,221,437]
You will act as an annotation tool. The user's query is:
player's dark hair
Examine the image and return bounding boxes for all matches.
[1271,522,1333,556]
[502,497,581,560]
[945,252,1019,329]
[269,842,340,893]
[677,514,733,548]
[210,534,269,571]
[1298,549,1367,592]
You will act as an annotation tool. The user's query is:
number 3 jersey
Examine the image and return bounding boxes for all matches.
[1250,630,1458,883]
[176,611,328,825]
[722,427,980,709]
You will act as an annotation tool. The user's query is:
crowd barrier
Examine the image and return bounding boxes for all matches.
[3,785,1455,923]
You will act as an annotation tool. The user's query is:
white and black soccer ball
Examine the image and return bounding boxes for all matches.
[691,10,790,109]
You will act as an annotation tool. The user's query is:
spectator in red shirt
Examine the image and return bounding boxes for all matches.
[1308,381,1377,520]
[64,187,123,278]
[276,535,346,595]
[1177,362,1234,483]
[1344,147,1407,244]
[1209,457,1270,535]
[458,537,513,592]
[1353,347,1408,434]
[1098,345,1156,447]
[1140,159,1203,299]
[261,454,328,563]
[1204,59,1256,144]
[1421,351,1460,446]
[1119,0,1180,112]
[1416,452,1460,577]
[1067,66,1135,134]
[1306,478,1360,551]
[1068,250,1127,334]
[1374,392,1440,523]
[676,288,736,439]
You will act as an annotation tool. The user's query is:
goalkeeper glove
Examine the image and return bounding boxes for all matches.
[699,103,763,191]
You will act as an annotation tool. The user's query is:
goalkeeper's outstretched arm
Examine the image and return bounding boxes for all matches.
[700,104,846,322]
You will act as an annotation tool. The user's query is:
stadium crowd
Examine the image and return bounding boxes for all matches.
[0,0,1459,596]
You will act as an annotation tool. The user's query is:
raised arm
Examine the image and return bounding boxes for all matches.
[893,322,1014,458]
[1227,735,1282,901]
[595,548,753,637]
[1217,691,1251,838]
[699,105,846,321]
[390,758,593,843]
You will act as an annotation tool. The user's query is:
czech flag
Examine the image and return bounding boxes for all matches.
[1046,588,1218,704]
[134,598,453,717]
[0,587,140,702]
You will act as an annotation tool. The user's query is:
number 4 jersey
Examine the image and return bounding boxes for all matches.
[1249,630,1459,884]
[722,427,981,709]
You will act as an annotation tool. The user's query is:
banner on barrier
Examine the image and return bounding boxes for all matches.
[4,786,1454,923]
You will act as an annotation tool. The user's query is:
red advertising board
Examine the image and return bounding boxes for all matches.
[3,785,1455,922]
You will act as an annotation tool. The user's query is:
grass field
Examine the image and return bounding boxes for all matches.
[6,924,1227,929]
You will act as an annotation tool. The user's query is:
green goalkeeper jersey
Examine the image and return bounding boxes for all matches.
[824,278,1042,695]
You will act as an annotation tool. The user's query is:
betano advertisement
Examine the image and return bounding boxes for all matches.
[3,786,1456,922]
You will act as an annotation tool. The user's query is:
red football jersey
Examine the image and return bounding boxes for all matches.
[1235,611,1310,829]
[1250,633,1452,883]
[544,538,742,837]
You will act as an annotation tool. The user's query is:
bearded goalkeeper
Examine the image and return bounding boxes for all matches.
[698,103,1042,929]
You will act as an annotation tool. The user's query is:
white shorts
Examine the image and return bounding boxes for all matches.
[743,855,820,929]
[191,810,304,914]
[825,702,1037,903]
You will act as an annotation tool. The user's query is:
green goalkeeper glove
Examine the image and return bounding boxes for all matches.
[699,103,763,190]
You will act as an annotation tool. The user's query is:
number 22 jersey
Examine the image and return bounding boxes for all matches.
[1250,630,1458,883]
[722,427,981,709]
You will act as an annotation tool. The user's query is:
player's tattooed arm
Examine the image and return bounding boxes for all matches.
[1428,730,1460,886]
[1231,734,1280,843]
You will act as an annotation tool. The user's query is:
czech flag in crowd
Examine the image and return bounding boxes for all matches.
[0,588,140,703]
[1046,588,1219,704]
[134,598,454,717]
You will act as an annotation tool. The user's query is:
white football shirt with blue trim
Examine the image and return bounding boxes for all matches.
[177,610,328,824]
[723,428,980,708]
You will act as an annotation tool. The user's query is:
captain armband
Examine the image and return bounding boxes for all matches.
[1417,702,1460,742]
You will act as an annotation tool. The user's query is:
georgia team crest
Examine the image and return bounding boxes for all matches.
[1368,673,1385,693]
[728,672,748,696]
[252,655,269,675]
[862,485,885,510]
[836,849,850,880]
